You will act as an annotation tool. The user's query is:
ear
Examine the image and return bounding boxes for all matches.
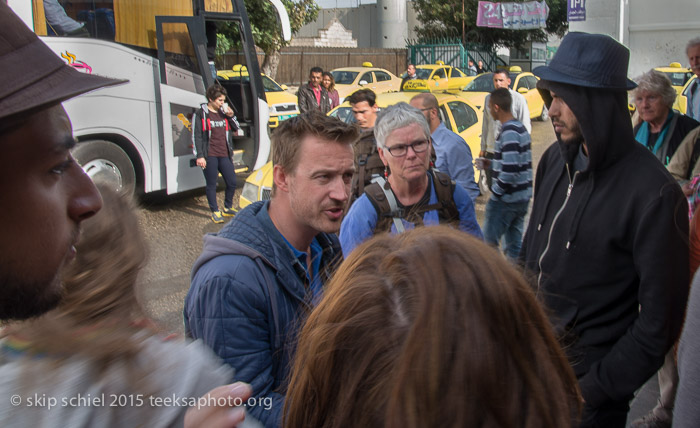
[377,147,388,166]
[430,107,439,120]
[273,164,291,193]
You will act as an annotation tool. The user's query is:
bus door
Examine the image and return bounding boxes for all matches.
[155,15,211,194]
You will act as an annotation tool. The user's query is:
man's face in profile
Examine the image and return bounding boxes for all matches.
[548,90,584,145]
[0,105,102,320]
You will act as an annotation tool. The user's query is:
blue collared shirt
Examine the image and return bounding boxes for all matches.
[432,122,480,202]
[282,236,324,301]
[688,80,700,122]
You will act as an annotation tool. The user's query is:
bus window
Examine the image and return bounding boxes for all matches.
[37,0,115,39]
[160,22,200,77]
[202,0,234,13]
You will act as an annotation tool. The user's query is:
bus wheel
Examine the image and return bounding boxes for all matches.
[72,140,136,194]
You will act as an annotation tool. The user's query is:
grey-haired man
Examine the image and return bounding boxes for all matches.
[686,37,700,121]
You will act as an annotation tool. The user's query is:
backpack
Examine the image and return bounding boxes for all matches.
[364,169,460,233]
[348,129,385,206]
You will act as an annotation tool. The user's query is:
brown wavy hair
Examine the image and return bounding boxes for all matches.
[322,71,336,92]
[284,226,581,428]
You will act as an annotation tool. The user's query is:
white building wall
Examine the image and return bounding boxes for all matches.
[290,18,358,47]
[294,2,420,48]
[377,0,407,48]
[569,0,700,80]
[568,0,620,39]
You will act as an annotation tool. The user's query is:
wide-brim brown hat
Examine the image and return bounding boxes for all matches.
[0,2,127,120]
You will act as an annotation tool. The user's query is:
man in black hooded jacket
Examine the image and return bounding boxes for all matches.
[520,32,689,427]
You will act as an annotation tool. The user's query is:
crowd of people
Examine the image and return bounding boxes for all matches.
[4,0,700,426]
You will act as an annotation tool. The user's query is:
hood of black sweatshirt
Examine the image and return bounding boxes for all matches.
[537,80,636,173]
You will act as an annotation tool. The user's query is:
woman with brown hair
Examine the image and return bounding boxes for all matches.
[0,186,258,428]
[321,71,339,109]
[284,226,581,428]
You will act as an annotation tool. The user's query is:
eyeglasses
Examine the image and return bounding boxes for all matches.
[384,139,430,157]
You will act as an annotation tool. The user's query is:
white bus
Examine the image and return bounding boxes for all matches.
[8,0,290,195]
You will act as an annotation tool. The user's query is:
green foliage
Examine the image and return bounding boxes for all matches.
[411,0,568,49]
[217,0,319,56]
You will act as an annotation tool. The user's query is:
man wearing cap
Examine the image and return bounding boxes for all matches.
[519,32,689,427]
[0,3,249,427]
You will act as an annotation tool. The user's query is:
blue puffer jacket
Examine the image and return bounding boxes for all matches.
[184,201,341,427]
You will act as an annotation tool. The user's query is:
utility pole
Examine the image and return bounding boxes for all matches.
[462,0,465,46]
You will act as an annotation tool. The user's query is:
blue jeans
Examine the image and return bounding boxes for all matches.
[483,198,529,260]
[203,156,236,212]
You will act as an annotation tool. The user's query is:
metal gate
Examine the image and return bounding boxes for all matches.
[407,39,502,72]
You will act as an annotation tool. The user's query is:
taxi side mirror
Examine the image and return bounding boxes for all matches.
[518,87,528,94]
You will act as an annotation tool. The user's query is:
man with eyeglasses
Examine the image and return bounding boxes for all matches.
[410,93,480,202]
[339,102,482,257]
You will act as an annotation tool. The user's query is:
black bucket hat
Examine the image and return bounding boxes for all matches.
[533,32,637,91]
[0,2,126,120]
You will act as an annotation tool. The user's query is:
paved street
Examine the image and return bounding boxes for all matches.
[136,119,657,423]
[137,120,557,332]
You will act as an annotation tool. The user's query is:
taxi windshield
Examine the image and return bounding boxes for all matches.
[262,75,283,92]
[464,73,494,92]
[415,68,433,79]
[332,71,359,85]
[463,72,516,92]
[662,72,692,87]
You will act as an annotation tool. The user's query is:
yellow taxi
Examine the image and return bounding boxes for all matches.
[655,62,694,95]
[402,61,474,92]
[239,91,483,207]
[459,67,548,121]
[217,65,299,129]
[330,63,402,103]
[673,74,697,114]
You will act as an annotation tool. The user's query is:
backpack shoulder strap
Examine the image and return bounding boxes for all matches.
[660,112,681,164]
[430,169,460,222]
[365,177,406,233]
[355,133,384,189]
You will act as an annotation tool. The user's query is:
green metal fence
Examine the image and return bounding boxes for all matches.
[407,39,503,72]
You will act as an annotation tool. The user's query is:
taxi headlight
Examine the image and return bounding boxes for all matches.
[241,182,260,202]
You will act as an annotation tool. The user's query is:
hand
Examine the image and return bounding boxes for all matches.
[184,382,252,428]
[196,158,207,169]
[682,181,694,197]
